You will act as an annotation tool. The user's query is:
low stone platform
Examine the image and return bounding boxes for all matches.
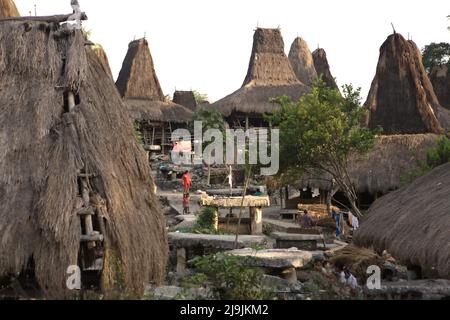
[168,232,267,250]
[271,232,325,251]
[228,248,313,283]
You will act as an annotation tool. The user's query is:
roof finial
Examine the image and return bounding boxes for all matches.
[391,23,396,34]
[34,4,37,16]
[144,32,147,39]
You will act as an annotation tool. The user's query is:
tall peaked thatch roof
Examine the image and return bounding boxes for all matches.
[0,0,20,17]
[116,38,193,123]
[210,28,309,117]
[173,90,197,111]
[116,38,165,100]
[429,65,450,110]
[364,33,450,135]
[312,48,338,90]
[354,163,450,279]
[296,134,441,194]
[242,28,300,87]
[0,18,167,298]
[288,37,317,86]
[92,44,113,80]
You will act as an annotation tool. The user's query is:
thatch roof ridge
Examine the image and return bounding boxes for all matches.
[288,37,317,86]
[429,65,450,110]
[173,90,197,111]
[0,20,167,298]
[354,163,450,279]
[297,134,441,194]
[364,33,450,134]
[242,28,300,87]
[115,38,165,100]
[125,98,193,123]
[312,48,338,90]
[0,0,20,18]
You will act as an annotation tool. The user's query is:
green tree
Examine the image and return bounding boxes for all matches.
[270,81,379,217]
[191,108,226,185]
[422,42,450,73]
[193,91,209,105]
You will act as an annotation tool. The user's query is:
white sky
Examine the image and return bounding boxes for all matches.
[15,0,450,102]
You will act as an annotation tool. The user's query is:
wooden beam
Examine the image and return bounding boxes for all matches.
[0,13,88,23]
[81,234,104,242]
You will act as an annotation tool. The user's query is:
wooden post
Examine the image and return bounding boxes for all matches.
[161,124,166,154]
[213,208,219,232]
[67,91,76,112]
[250,207,263,235]
[80,178,94,237]
[176,248,187,274]
[245,116,249,131]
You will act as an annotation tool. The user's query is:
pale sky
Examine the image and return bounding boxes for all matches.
[15,0,450,102]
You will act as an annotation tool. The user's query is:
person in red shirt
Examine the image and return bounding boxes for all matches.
[182,171,191,195]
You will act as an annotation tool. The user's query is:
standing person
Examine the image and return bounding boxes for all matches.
[182,171,191,215]
[301,210,315,228]
[182,171,191,195]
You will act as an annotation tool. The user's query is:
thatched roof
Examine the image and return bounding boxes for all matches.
[116,38,193,123]
[126,98,193,123]
[297,134,441,194]
[0,0,19,18]
[173,90,197,111]
[0,19,167,298]
[116,38,165,100]
[92,44,113,80]
[354,163,450,279]
[364,33,450,135]
[210,28,309,117]
[312,48,338,90]
[288,37,317,86]
[429,65,450,110]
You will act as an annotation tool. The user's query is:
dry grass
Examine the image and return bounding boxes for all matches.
[92,44,113,80]
[430,65,450,110]
[364,33,450,134]
[125,98,193,123]
[0,20,167,298]
[116,38,165,100]
[0,0,19,18]
[173,90,197,111]
[312,48,338,90]
[210,28,310,117]
[288,37,317,86]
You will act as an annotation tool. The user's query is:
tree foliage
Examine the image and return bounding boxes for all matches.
[270,81,379,216]
[422,42,450,73]
[193,91,209,105]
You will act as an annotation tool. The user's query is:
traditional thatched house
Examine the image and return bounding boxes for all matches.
[92,44,113,80]
[312,48,338,90]
[209,28,310,129]
[173,90,197,112]
[365,33,450,134]
[354,163,450,279]
[0,15,167,298]
[296,134,441,209]
[116,38,193,153]
[116,39,193,153]
[288,37,317,86]
[429,65,450,110]
[0,0,19,17]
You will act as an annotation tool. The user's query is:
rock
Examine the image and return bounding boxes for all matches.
[146,285,213,300]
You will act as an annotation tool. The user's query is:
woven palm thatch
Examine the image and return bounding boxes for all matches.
[173,90,197,111]
[312,48,338,90]
[364,33,450,134]
[0,0,19,17]
[210,28,309,117]
[297,134,441,194]
[116,38,193,123]
[354,163,450,279]
[429,65,450,110]
[288,37,317,86]
[92,44,113,80]
[0,19,167,298]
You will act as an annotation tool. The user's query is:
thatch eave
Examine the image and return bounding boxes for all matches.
[125,98,193,123]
